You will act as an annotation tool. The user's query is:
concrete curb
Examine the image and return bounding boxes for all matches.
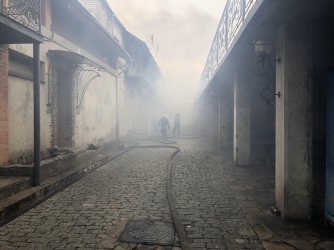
[0,148,129,225]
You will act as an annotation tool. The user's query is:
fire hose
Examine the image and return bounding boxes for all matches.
[120,134,203,250]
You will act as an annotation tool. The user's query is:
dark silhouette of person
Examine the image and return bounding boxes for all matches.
[158,114,170,137]
[173,111,180,134]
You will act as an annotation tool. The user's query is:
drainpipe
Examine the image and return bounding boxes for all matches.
[116,66,129,140]
[116,75,119,140]
[33,43,40,186]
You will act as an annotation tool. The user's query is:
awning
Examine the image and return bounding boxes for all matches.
[47,50,106,70]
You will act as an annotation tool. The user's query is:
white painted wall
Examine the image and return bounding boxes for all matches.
[8,76,50,159]
[8,36,118,159]
[74,72,117,146]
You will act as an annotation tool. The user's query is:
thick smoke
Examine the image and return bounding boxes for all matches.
[107,0,226,130]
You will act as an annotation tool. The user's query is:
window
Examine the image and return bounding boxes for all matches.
[8,50,46,83]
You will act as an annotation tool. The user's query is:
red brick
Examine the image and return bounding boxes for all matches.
[41,0,52,29]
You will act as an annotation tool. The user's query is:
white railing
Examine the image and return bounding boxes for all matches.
[199,0,257,92]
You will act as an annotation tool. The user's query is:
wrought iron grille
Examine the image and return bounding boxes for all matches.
[76,64,104,114]
[199,0,257,92]
[0,0,41,32]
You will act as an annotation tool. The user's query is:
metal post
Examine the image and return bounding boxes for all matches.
[116,76,119,140]
[112,15,114,37]
[38,0,41,34]
[33,43,40,186]
[216,35,219,65]
[225,8,228,50]
[240,0,245,20]
[218,84,221,149]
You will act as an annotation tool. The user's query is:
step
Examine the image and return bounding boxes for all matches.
[0,149,101,183]
[0,177,31,200]
[0,149,127,223]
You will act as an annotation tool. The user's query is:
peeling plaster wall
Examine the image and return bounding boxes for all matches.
[8,75,50,159]
[7,34,118,159]
[74,72,117,146]
[118,77,134,137]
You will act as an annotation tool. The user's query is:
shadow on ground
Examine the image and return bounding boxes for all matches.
[210,140,334,250]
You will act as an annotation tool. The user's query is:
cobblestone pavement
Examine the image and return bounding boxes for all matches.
[0,137,263,250]
[172,139,263,250]
[213,147,334,250]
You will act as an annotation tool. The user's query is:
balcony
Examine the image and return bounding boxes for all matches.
[0,0,41,33]
[125,62,156,92]
[199,0,259,93]
[78,0,124,48]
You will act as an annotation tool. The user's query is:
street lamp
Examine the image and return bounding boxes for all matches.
[253,40,281,106]
[254,40,281,64]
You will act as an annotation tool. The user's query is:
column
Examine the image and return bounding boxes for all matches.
[212,96,220,141]
[209,103,213,137]
[219,85,230,149]
[33,43,40,186]
[275,21,313,219]
[234,68,250,166]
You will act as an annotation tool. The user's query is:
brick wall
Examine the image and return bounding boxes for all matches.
[57,66,76,147]
[41,0,52,29]
[0,45,9,165]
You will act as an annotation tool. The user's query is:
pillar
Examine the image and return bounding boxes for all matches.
[212,96,220,141]
[234,69,250,166]
[206,101,212,136]
[275,21,313,219]
[219,85,229,149]
[0,45,9,165]
[57,64,75,147]
[33,43,40,186]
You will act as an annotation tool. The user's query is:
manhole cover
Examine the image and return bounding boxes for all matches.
[118,220,174,245]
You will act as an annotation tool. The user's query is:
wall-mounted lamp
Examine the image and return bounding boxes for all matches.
[254,40,281,64]
[253,40,281,106]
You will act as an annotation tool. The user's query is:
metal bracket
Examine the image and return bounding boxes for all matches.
[76,64,104,114]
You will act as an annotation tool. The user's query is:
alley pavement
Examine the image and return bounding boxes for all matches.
[0,136,272,249]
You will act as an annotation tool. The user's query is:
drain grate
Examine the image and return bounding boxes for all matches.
[118,220,174,245]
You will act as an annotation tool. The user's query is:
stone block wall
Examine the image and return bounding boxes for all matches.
[0,45,9,165]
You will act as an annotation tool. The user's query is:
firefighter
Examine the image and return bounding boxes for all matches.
[158,114,170,137]
[173,111,181,135]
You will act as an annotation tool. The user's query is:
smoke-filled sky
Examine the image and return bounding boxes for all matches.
[107,0,227,100]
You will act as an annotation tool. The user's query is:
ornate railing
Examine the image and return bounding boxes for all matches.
[199,0,257,92]
[0,0,41,32]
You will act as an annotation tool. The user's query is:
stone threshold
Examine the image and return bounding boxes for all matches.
[0,146,129,224]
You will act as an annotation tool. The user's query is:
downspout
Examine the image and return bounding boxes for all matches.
[116,66,130,140]
[33,43,41,186]
[116,75,119,140]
